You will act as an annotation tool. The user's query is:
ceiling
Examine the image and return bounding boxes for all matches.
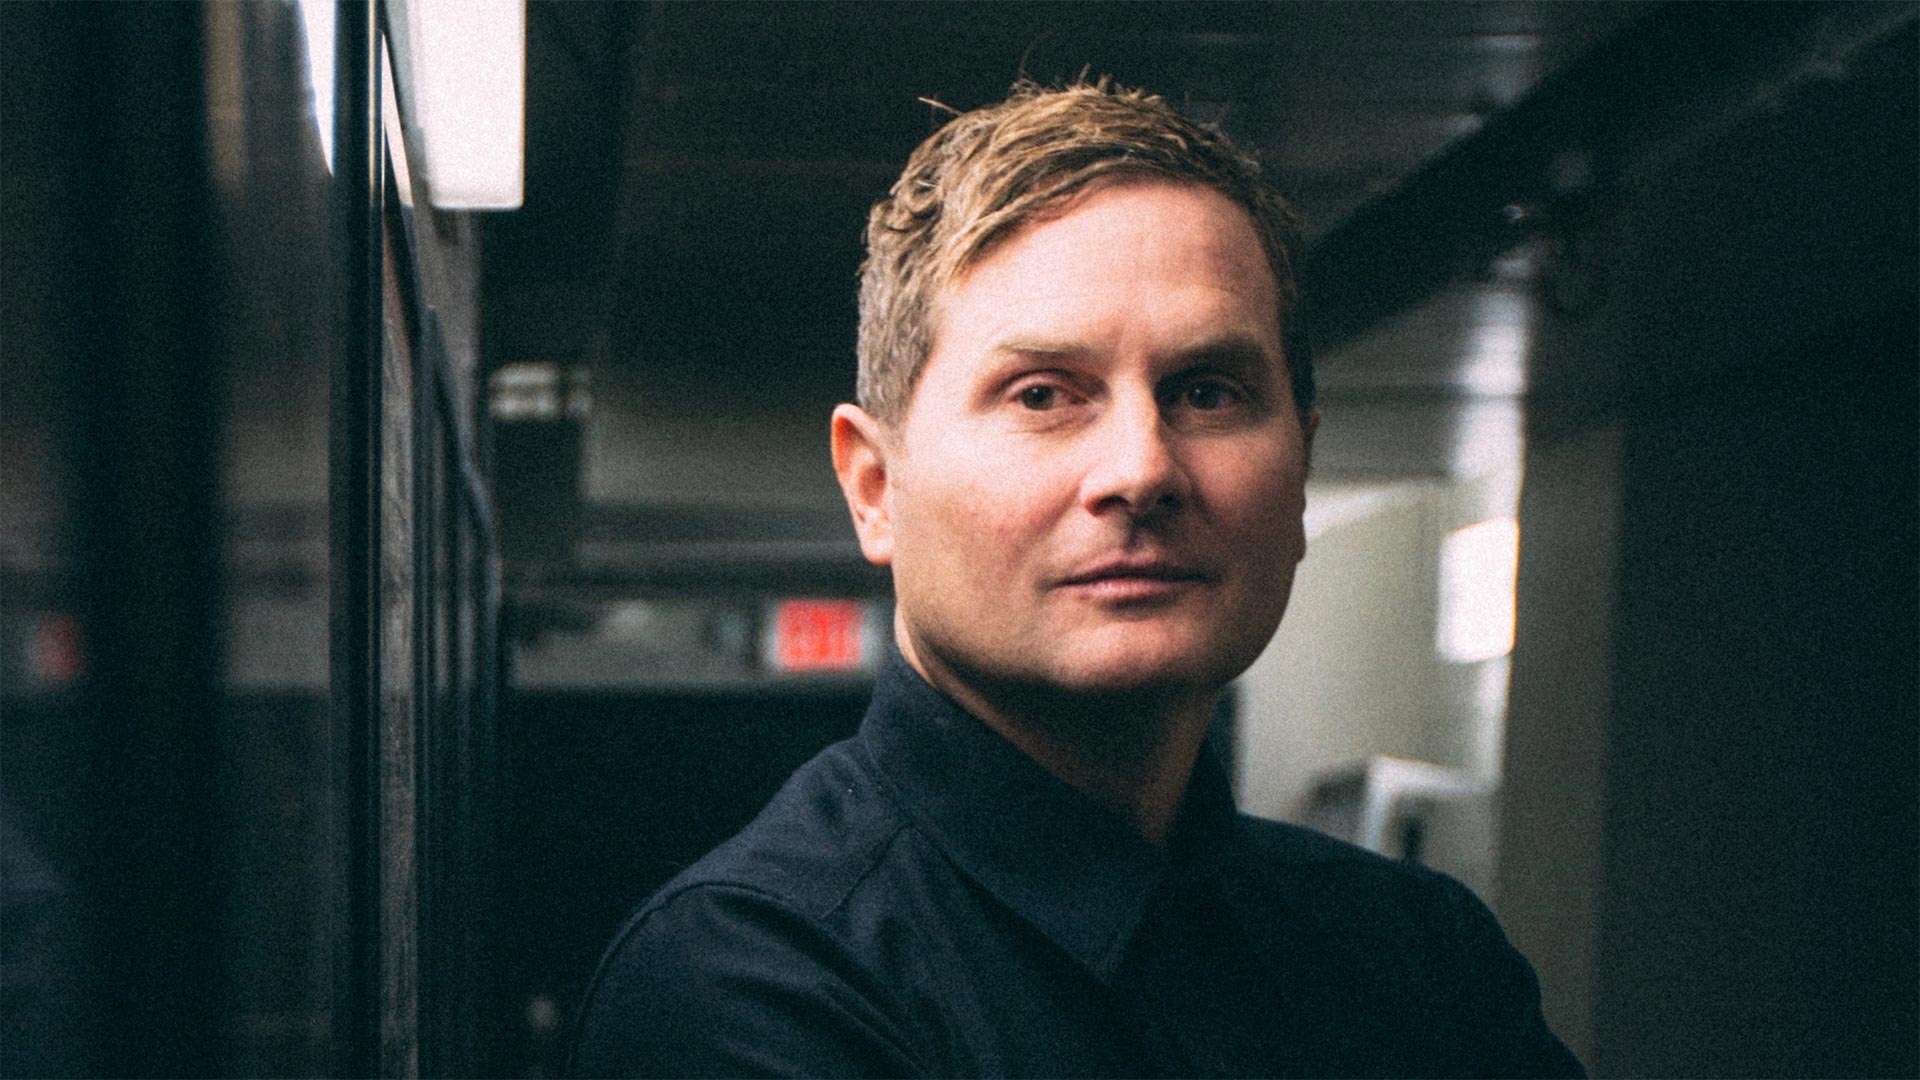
[480,1,1653,483]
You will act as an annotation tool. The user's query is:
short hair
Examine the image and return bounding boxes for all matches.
[856,77,1313,426]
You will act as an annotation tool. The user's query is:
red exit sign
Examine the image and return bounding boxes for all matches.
[770,599,869,672]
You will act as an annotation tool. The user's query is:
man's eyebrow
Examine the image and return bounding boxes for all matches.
[986,339,1095,362]
[985,335,1278,367]
[1172,335,1280,372]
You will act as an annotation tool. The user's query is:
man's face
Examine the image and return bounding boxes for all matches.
[837,179,1313,706]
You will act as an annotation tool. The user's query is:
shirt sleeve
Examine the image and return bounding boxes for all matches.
[1431,872,1587,1079]
[569,883,922,1079]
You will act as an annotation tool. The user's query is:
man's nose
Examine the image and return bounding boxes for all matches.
[1081,396,1190,520]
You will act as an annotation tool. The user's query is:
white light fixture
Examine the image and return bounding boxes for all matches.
[295,0,336,174]
[1437,517,1521,663]
[381,42,415,207]
[385,0,525,209]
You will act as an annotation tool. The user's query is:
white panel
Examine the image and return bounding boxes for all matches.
[1436,517,1520,663]
[388,0,524,210]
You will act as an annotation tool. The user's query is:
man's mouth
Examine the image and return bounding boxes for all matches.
[1056,558,1214,600]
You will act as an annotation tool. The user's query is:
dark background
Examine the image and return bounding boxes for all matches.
[2,3,1914,1077]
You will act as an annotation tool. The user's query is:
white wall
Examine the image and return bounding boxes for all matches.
[1236,480,1444,821]
[1235,470,1522,840]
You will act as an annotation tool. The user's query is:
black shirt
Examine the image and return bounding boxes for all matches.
[570,650,1583,1078]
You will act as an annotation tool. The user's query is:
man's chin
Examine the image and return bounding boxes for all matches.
[910,619,1262,716]
[1039,643,1235,700]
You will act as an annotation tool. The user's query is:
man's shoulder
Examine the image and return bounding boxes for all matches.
[1229,813,1497,958]
[1234,811,1462,887]
[1233,811,1385,864]
[586,734,910,1000]
[655,734,909,922]
[1234,814,1584,1075]
[571,736,927,1077]
[1231,810,1445,895]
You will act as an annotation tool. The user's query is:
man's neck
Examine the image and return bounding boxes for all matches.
[983,699,1214,846]
[899,639,1217,846]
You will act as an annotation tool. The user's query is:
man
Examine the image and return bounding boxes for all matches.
[572,79,1581,1078]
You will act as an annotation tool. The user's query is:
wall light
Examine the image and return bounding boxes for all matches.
[1437,517,1521,663]
[295,0,335,173]
[385,0,524,209]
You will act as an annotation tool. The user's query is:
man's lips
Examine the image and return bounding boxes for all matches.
[1055,559,1215,594]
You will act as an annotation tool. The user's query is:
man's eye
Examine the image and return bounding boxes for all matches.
[1017,384,1059,410]
[1182,380,1240,410]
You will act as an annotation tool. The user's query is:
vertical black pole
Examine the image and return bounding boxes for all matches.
[407,216,440,1078]
[329,1,384,1075]
[64,4,223,1074]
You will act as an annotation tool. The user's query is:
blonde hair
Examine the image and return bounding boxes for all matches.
[856,77,1311,425]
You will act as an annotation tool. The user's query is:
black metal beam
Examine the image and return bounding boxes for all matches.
[328,1,386,1075]
[54,5,224,1073]
[1301,1,1920,356]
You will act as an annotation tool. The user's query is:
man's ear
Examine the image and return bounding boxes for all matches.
[831,403,895,567]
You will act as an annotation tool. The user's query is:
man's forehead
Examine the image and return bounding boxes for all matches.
[947,176,1268,284]
[980,334,1283,375]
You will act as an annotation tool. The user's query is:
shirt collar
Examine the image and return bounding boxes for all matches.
[857,646,1240,983]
